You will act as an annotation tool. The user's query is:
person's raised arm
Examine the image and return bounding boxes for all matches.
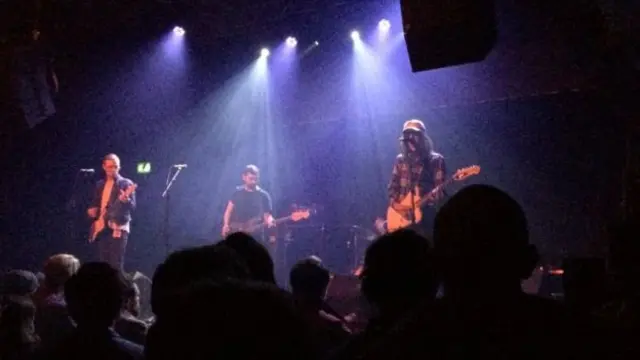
[222,201,235,236]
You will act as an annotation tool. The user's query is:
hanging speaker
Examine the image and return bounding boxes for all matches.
[400,0,498,72]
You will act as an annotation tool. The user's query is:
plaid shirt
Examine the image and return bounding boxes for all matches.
[388,152,446,202]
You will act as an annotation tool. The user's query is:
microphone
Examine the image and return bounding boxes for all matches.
[79,168,95,173]
[172,164,188,169]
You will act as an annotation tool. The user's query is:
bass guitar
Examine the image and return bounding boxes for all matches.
[386,165,480,232]
[229,209,312,234]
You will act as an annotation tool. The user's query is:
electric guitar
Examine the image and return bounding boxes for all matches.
[228,209,313,234]
[89,183,137,242]
[386,165,480,232]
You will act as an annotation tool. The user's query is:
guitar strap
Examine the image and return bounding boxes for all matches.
[258,186,264,220]
[255,186,267,241]
[405,154,421,225]
[408,153,440,229]
[408,153,430,198]
[418,153,444,199]
[419,154,432,192]
[100,179,114,218]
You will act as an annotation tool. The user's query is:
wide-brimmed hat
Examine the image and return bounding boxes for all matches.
[402,119,426,133]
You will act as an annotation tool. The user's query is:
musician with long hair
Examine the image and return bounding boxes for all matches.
[387,119,446,236]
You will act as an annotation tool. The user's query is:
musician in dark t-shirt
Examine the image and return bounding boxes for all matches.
[222,165,275,237]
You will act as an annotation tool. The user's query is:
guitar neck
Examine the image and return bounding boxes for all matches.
[273,215,293,225]
[242,215,292,232]
[417,177,456,207]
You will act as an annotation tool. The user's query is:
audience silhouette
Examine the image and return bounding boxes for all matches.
[149,243,250,319]
[2,184,635,360]
[32,254,79,348]
[147,279,314,360]
[352,184,604,360]
[290,258,351,357]
[334,228,437,360]
[222,232,277,284]
[113,273,147,345]
[35,262,143,360]
[0,296,40,360]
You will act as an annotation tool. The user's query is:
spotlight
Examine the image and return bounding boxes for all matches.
[260,48,270,57]
[314,41,319,46]
[286,37,298,48]
[378,19,391,32]
[172,26,185,36]
[350,31,360,41]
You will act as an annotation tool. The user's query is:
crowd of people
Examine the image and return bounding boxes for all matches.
[1,184,639,360]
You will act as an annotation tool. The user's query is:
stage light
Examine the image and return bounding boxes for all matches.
[172,26,185,36]
[350,30,360,41]
[378,19,391,32]
[314,41,319,46]
[260,48,270,57]
[286,37,298,48]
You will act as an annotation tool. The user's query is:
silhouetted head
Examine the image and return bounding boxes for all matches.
[0,296,38,347]
[222,232,276,284]
[122,273,141,317]
[0,270,38,297]
[42,253,80,293]
[289,258,331,305]
[360,229,437,315]
[434,184,538,294]
[64,262,125,329]
[146,280,311,360]
[151,244,249,317]
[607,220,640,294]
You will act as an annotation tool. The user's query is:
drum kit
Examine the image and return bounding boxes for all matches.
[276,206,378,329]
[282,221,380,276]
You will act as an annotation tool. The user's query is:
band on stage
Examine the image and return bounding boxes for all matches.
[85,119,455,272]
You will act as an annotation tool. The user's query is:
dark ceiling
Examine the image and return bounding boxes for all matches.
[1,0,636,59]
[0,0,636,101]
[0,0,389,47]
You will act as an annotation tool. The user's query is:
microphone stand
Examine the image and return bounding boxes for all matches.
[66,170,93,244]
[66,171,81,212]
[402,140,418,227]
[65,171,82,248]
[161,166,184,256]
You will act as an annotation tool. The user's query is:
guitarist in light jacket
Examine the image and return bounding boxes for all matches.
[387,120,446,237]
[87,153,136,272]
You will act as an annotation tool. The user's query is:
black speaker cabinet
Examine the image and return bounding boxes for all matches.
[400,0,497,72]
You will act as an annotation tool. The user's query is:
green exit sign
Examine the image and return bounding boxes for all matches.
[137,162,151,174]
